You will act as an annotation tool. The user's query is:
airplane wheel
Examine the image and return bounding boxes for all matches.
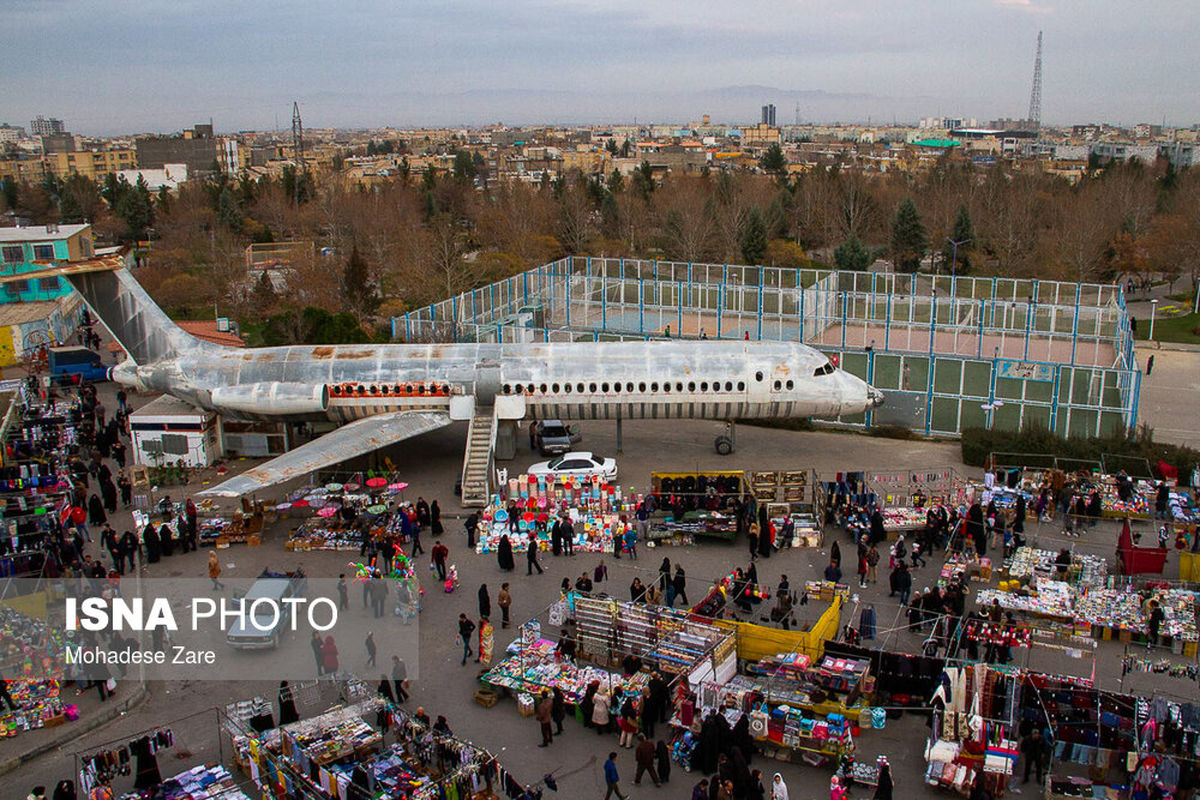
[714,436,733,456]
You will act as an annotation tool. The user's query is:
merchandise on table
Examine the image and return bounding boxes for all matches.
[977,578,1074,619]
[880,507,927,531]
[475,474,636,554]
[116,764,251,800]
[0,680,76,737]
[1154,588,1199,642]
[482,644,649,703]
[940,555,992,586]
[1073,588,1144,632]
[1002,546,1108,589]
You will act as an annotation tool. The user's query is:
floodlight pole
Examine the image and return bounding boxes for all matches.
[1149,299,1158,341]
[947,237,971,277]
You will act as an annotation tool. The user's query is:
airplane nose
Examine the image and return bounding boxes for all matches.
[868,387,885,408]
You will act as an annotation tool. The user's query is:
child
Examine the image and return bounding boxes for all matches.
[594,559,607,584]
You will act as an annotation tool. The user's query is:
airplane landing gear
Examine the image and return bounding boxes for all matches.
[714,421,736,455]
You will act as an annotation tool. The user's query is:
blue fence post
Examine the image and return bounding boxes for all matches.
[757,282,764,340]
[1070,283,1081,365]
[986,350,999,430]
[601,267,607,331]
[390,316,397,340]
[1049,365,1062,434]
[638,279,645,334]
[717,282,724,339]
[841,292,848,349]
[798,284,804,343]
[1023,298,1033,361]
[924,357,935,436]
[977,299,985,360]
[865,350,875,430]
[885,293,892,351]
[677,280,684,335]
[404,313,411,341]
[929,294,937,360]
[522,272,529,306]
[1130,367,1142,435]
[451,295,459,342]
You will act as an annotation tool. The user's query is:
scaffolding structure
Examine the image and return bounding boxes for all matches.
[396,257,1139,438]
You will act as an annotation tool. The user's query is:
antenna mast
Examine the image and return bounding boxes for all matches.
[1028,31,1043,130]
[291,101,304,203]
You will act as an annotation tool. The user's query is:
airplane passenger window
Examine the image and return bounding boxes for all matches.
[638,382,646,392]
[755,371,763,382]
[515,385,524,394]
[502,384,511,394]
[527,383,535,394]
[613,383,621,393]
[737,381,745,391]
[589,383,597,393]
[786,380,794,390]
[563,384,572,393]
[626,382,634,392]
[576,383,584,393]
[688,382,695,392]
[663,382,671,393]
[725,381,733,391]
[773,380,781,391]
[675,382,683,392]
[552,383,560,393]
[540,384,548,394]
[602,382,610,392]
[700,382,708,391]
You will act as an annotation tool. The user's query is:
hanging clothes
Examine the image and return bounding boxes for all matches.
[859,606,877,640]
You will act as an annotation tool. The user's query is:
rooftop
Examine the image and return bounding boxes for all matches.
[0,300,66,327]
[0,224,90,244]
[177,320,247,348]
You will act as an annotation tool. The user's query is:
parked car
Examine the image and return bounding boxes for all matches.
[527,451,617,481]
[226,567,307,650]
[532,419,582,455]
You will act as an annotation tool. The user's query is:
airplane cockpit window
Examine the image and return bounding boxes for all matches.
[813,360,836,376]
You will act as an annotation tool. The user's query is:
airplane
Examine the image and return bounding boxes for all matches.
[12,256,884,499]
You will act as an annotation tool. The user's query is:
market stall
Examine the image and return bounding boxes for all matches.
[924,663,1021,797]
[650,471,744,541]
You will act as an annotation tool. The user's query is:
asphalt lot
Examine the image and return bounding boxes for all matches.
[5,389,1196,799]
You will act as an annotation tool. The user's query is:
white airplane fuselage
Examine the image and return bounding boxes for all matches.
[112,339,882,425]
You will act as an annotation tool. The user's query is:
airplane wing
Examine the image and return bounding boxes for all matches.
[200,410,452,498]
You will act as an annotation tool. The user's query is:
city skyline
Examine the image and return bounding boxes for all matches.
[3,0,1199,136]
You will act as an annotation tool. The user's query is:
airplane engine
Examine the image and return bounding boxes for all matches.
[211,382,330,420]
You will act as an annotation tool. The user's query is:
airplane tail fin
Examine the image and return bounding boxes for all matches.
[2,252,213,365]
[66,264,206,364]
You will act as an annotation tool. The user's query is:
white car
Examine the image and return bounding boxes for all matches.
[527,451,618,481]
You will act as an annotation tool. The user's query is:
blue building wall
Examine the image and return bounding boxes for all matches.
[0,240,72,303]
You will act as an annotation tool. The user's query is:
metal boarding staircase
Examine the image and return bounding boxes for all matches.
[460,407,496,507]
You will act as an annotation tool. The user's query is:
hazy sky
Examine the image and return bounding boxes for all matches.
[4,0,1197,135]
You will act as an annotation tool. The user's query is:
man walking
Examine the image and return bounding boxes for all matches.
[604,752,628,800]
[432,540,449,582]
[535,690,554,747]
[633,734,661,786]
[458,614,476,665]
[498,582,513,628]
[527,538,543,575]
[391,656,409,703]
[365,631,377,667]
[1020,729,1048,784]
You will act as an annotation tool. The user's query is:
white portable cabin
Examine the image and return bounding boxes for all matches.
[130,395,218,468]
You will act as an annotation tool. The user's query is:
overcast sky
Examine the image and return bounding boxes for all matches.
[4,0,1197,136]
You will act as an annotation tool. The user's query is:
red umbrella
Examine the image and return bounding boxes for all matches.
[388,482,409,491]
[292,499,310,508]
[318,506,338,517]
[366,477,388,488]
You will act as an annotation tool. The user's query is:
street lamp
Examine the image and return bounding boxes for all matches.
[1149,299,1159,341]
[947,237,971,276]
[1194,277,1199,316]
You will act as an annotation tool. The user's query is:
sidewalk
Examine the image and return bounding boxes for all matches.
[0,682,149,775]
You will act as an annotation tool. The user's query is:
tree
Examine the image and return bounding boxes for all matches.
[115,175,154,241]
[890,197,928,273]
[740,207,768,265]
[605,139,619,156]
[217,185,243,233]
[942,203,975,274]
[759,143,786,175]
[156,185,172,215]
[607,168,624,194]
[340,244,380,318]
[251,268,278,311]
[631,161,655,202]
[452,150,476,184]
[620,139,632,158]
[0,178,17,212]
[58,188,84,224]
[834,235,873,271]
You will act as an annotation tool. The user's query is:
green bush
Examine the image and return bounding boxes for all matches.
[961,425,1199,486]
[868,424,916,440]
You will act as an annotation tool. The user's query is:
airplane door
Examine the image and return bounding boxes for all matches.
[747,363,770,405]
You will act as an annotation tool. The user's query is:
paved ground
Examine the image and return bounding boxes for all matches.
[5,384,1196,799]
[1132,344,1200,451]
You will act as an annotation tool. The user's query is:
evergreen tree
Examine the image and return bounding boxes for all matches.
[156,185,171,215]
[740,207,768,265]
[58,189,84,224]
[620,139,632,158]
[632,160,655,202]
[115,176,154,241]
[217,186,242,233]
[834,235,873,271]
[890,197,928,273]
[452,150,476,184]
[0,179,18,211]
[600,192,620,236]
[340,244,380,318]
[759,143,787,175]
[942,203,975,274]
[605,139,619,156]
[765,197,789,239]
[607,168,624,194]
